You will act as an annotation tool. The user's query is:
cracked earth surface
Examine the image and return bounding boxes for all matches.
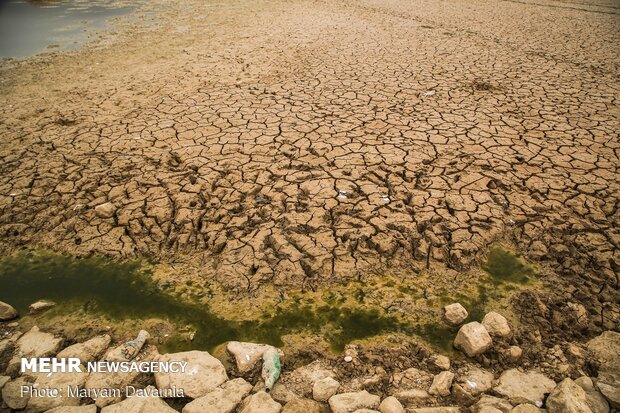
[0,0,618,301]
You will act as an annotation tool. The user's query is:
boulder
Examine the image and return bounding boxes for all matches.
[575,377,609,413]
[281,398,325,413]
[156,350,228,398]
[429,354,450,370]
[379,396,405,413]
[7,326,63,374]
[239,391,282,413]
[313,376,340,401]
[586,331,620,409]
[0,300,17,321]
[46,406,97,413]
[511,404,544,413]
[408,408,460,413]
[183,378,252,413]
[471,395,512,413]
[28,300,56,314]
[457,367,494,396]
[27,371,88,412]
[270,381,300,405]
[95,202,116,218]
[428,371,454,397]
[476,407,502,413]
[494,369,555,405]
[100,386,177,412]
[57,334,112,362]
[454,322,493,357]
[442,303,468,326]
[226,341,282,373]
[2,376,34,409]
[546,378,592,413]
[482,312,511,337]
[329,391,380,413]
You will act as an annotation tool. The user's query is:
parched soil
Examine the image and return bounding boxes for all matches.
[0,0,618,313]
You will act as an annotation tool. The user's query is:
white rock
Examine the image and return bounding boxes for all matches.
[454,322,493,357]
[46,406,97,413]
[442,303,468,326]
[546,378,593,413]
[1,376,32,409]
[575,376,610,413]
[281,398,323,413]
[428,371,455,397]
[471,394,512,413]
[507,345,523,362]
[27,371,89,412]
[329,390,380,413]
[482,312,511,337]
[313,376,340,402]
[239,390,282,413]
[28,299,56,314]
[586,331,620,409]
[95,202,116,218]
[457,367,494,396]
[57,334,111,362]
[511,404,544,413]
[155,350,228,399]
[100,386,177,412]
[494,369,556,405]
[0,300,17,320]
[429,354,450,370]
[183,378,252,413]
[379,396,405,413]
[7,326,63,374]
[408,407,460,413]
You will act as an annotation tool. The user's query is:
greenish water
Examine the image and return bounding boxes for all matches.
[0,247,534,354]
[0,251,420,353]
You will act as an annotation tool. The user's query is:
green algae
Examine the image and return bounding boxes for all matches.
[482,247,535,285]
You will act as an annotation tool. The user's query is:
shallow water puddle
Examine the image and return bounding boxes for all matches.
[0,247,535,354]
[0,0,137,58]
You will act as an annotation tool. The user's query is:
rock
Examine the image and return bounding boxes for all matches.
[546,378,593,413]
[379,396,405,413]
[281,398,325,413]
[511,404,544,413]
[429,354,450,370]
[100,386,177,412]
[57,334,112,362]
[353,410,380,413]
[329,390,381,413]
[95,202,116,218]
[451,383,476,406]
[494,369,556,405]
[46,406,97,413]
[482,312,511,337]
[0,375,9,389]
[586,331,620,409]
[313,376,340,401]
[457,367,494,396]
[0,300,17,321]
[575,377,609,413]
[2,376,34,409]
[408,408,460,413]
[285,361,336,396]
[507,346,523,362]
[393,388,429,402]
[345,356,353,362]
[566,302,589,328]
[477,407,503,413]
[454,322,493,357]
[270,381,300,405]
[27,371,88,412]
[442,303,468,326]
[240,390,282,413]
[471,395,512,413]
[105,330,149,361]
[155,350,227,399]
[183,378,253,413]
[7,326,63,375]
[28,299,56,314]
[226,341,282,373]
[428,371,455,397]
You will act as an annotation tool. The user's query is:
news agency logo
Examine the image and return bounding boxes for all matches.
[20,358,188,374]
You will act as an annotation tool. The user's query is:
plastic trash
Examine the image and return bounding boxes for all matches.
[262,347,281,392]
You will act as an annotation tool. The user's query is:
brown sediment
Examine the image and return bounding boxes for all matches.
[0,0,618,348]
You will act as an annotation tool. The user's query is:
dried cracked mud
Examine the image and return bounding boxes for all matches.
[0,0,618,323]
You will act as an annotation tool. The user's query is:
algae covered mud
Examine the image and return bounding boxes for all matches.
[0,247,537,354]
